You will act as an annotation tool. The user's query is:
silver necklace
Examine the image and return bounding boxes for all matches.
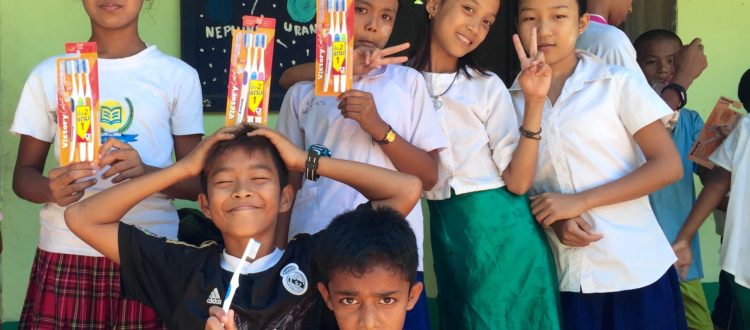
[424,71,458,110]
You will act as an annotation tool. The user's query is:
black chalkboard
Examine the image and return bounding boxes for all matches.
[181,0,318,112]
[180,0,519,113]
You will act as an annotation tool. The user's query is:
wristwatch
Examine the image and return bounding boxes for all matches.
[305,144,331,181]
[376,125,396,145]
[661,83,688,109]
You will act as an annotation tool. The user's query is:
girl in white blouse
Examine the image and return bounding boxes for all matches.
[510,0,687,329]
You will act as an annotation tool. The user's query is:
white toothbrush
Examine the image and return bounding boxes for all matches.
[339,0,348,93]
[236,32,254,125]
[222,239,261,313]
[323,0,335,93]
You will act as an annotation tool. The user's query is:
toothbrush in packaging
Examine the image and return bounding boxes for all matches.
[222,239,261,314]
[315,0,353,96]
[56,42,100,166]
[225,16,276,126]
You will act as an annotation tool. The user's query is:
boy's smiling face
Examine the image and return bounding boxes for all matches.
[198,148,292,245]
[353,0,399,49]
[317,265,423,330]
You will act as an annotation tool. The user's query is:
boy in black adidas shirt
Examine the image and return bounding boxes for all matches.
[65,125,422,329]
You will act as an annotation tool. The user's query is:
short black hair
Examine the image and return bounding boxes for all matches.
[199,125,289,195]
[633,29,683,56]
[515,0,586,16]
[315,205,418,284]
[739,68,750,112]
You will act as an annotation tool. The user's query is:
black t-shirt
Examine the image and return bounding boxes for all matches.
[118,223,337,330]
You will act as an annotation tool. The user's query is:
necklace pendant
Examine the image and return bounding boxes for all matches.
[432,96,443,110]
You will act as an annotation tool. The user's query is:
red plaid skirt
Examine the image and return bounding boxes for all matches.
[19,248,167,329]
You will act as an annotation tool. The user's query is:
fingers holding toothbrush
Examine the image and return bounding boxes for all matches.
[205,306,236,330]
[48,162,98,206]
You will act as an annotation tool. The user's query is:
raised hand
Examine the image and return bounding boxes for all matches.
[337,89,388,139]
[513,27,551,102]
[98,138,146,184]
[672,38,707,87]
[48,162,97,206]
[175,126,240,177]
[247,127,308,172]
[354,42,410,76]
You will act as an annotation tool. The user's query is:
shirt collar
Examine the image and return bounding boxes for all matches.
[220,247,284,274]
[589,14,608,25]
[509,51,613,93]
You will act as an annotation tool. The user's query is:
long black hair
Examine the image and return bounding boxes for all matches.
[407,1,491,78]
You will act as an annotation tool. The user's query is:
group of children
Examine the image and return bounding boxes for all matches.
[9,0,749,329]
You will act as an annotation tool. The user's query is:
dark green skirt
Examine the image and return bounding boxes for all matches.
[428,187,561,329]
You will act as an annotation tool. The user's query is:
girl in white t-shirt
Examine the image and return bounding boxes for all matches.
[10,0,204,327]
[410,0,560,328]
[510,0,686,329]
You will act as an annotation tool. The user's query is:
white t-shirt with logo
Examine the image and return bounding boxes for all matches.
[10,45,204,256]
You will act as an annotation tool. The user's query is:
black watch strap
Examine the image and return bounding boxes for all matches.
[662,83,687,109]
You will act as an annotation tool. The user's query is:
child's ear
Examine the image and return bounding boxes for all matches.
[279,183,294,213]
[198,193,211,218]
[425,0,441,17]
[317,282,335,311]
[578,13,590,36]
[406,281,424,311]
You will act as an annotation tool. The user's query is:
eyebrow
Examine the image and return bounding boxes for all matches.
[334,290,402,296]
[520,5,570,12]
[210,164,274,177]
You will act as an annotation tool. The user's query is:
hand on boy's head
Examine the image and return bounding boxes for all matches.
[48,162,97,206]
[247,127,307,172]
[530,192,588,227]
[353,42,410,76]
[550,217,603,247]
[98,138,146,183]
[673,38,707,85]
[337,90,388,138]
[205,306,236,330]
[513,29,551,102]
[178,125,241,177]
[672,239,692,280]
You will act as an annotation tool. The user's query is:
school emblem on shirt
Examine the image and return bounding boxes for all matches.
[280,263,308,296]
[100,97,138,143]
[206,288,223,305]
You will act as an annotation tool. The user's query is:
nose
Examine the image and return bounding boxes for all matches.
[358,303,379,329]
[364,14,378,33]
[231,182,253,199]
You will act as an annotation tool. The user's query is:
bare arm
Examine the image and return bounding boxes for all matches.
[13,135,97,206]
[278,63,315,90]
[338,89,438,189]
[662,39,707,110]
[250,128,422,215]
[503,32,549,194]
[531,121,682,226]
[676,167,730,243]
[65,128,237,264]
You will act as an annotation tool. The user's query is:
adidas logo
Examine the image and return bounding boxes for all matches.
[206,288,223,305]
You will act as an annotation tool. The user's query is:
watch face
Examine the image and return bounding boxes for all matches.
[385,131,396,143]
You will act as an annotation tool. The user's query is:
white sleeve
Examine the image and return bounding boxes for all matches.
[598,43,645,81]
[709,116,748,172]
[485,76,520,173]
[170,68,205,136]
[276,84,306,149]
[10,61,58,142]
[617,68,672,136]
[405,73,448,153]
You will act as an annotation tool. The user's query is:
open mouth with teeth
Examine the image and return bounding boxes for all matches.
[456,32,473,47]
